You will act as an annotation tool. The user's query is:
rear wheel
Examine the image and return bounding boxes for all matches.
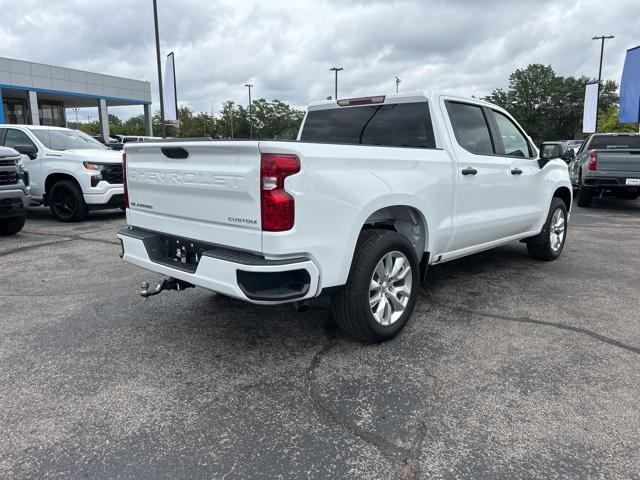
[332,230,419,343]
[526,198,567,261]
[0,215,26,235]
[49,180,88,222]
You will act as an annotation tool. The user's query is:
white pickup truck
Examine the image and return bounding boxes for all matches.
[0,125,124,221]
[118,92,572,343]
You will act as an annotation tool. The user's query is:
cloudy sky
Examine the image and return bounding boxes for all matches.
[0,0,638,120]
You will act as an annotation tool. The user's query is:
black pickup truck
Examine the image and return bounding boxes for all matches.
[569,133,640,207]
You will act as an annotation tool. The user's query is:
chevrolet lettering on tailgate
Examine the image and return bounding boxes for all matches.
[129,168,247,190]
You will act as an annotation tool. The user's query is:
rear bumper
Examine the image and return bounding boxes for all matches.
[583,175,640,189]
[117,227,320,304]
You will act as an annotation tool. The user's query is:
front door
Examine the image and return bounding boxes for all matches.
[489,109,544,234]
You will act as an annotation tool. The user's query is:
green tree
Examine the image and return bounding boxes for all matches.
[121,114,146,136]
[484,64,620,142]
[66,98,304,139]
[598,107,638,133]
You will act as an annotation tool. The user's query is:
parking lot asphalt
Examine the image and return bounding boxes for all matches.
[1,199,639,479]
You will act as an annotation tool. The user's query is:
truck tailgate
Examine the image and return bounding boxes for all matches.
[125,141,262,252]
[596,150,640,173]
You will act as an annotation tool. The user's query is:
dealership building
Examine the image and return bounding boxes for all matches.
[0,57,153,139]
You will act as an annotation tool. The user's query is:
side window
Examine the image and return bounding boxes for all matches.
[541,144,561,159]
[446,102,494,155]
[492,111,531,158]
[4,129,36,149]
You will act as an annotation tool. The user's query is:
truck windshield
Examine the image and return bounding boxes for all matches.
[300,102,436,148]
[590,135,640,150]
[31,129,107,151]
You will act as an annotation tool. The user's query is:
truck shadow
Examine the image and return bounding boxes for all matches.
[26,206,125,222]
[575,197,640,213]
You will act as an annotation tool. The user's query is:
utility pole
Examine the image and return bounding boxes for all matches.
[592,35,615,132]
[245,83,253,139]
[395,76,401,93]
[153,0,166,138]
[330,67,343,99]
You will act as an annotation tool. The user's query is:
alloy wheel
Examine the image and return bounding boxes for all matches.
[549,208,565,252]
[51,186,77,219]
[369,251,413,326]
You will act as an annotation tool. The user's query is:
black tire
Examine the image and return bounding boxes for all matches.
[49,180,88,222]
[331,230,419,344]
[0,215,26,236]
[576,186,593,207]
[526,198,567,261]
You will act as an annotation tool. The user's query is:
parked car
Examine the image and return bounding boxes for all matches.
[0,125,124,221]
[540,141,575,164]
[108,135,161,151]
[92,135,122,150]
[0,146,30,235]
[565,139,584,153]
[118,92,572,343]
[569,133,640,207]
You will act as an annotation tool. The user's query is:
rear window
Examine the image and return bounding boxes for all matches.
[300,102,436,148]
[589,135,640,150]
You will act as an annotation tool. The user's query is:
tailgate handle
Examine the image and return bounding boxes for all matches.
[161,147,189,159]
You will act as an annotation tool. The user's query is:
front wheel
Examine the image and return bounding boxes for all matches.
[0,215,26,236]
[332,230,419,343]
[49,180,88,222]
[526,198,568,261]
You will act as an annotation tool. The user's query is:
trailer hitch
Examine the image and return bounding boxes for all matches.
[140,277,195,298]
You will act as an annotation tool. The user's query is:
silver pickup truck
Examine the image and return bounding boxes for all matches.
[570,133,640,207]
[0,146,30,235]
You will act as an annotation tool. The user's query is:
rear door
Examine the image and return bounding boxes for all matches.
[125,141,263,252]
[442,99,514,252]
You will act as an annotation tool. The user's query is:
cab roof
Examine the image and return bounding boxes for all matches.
[306,91,501,111]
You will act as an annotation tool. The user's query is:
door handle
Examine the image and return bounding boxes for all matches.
[461,167,478,176]
[511,168,523,175]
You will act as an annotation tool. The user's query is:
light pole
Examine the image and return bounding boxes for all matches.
[330,67,343,99]
[245,83,253,139]
[73,108,80,125]
[395,76,401,93]
[592,34,615,132]
[152,0,166,138]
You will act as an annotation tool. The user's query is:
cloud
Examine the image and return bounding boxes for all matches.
[0,0,637,120]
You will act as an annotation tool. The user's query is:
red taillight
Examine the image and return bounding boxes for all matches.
[260,153,300,231]
[588,149,597,171]
[122,152,129,208]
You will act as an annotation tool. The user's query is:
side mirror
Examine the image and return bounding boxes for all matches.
[13,144,38,160]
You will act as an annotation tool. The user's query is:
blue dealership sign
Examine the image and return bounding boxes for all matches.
[619,46,640,124]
